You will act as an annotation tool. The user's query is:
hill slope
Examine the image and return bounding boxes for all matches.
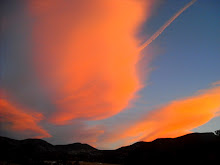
[0,132,220,164]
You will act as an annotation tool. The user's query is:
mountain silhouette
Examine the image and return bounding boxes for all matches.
[0,131,220,164]
[56,142,97,153]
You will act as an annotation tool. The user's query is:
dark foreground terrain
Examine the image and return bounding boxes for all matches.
[0,131,220,165]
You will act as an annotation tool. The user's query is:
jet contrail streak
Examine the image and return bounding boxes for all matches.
[139,0,197,51]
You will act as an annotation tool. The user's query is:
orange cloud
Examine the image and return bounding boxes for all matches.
[29,0,155,124]
[0,93,51,138]
[98,86,220,147]
[128,86,220,142]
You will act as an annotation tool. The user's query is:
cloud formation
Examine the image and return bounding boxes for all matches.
[99,85,220,147]
[29,0,154,124]
[1,0,219,149]
[1,0,154,140]
[212,80,220,86]
[0,91,50,138]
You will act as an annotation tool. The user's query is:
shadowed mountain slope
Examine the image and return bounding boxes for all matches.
[0,131,220,164]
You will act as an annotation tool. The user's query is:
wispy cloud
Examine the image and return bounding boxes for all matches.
[0,91,50,138]
[211,80,220,86]
[98,85,220,148]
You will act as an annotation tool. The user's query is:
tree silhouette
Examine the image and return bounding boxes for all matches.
[214,130,220,136]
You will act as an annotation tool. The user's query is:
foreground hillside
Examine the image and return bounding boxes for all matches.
[0,131,220,164]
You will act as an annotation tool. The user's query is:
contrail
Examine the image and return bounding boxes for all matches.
[139,0,197,51]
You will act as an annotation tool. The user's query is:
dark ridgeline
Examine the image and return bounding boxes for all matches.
[0,131,220,165]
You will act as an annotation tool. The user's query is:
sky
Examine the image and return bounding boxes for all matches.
[0,0,220,149]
